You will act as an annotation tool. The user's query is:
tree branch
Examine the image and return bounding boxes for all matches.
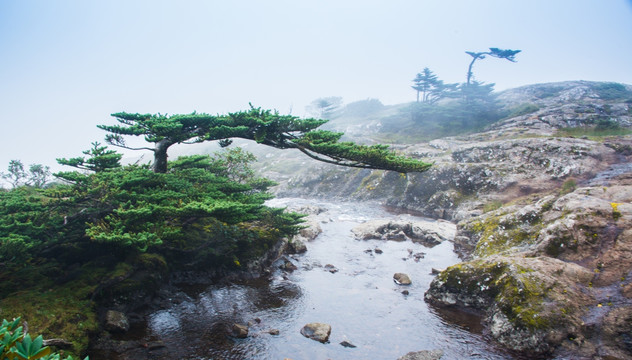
[107,142,155,152]
[292,143,378,170]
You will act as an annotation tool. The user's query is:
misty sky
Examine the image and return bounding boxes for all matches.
[1,0,631,176]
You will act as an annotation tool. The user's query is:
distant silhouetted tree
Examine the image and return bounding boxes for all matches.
[306,96,343,119]
[2,160,26,188]
[465,47,521,86]
[1,160,51,188]
[411,68,458,104]
[27,164,51,188]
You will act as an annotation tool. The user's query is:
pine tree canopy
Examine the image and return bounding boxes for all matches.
[98,106,432,173]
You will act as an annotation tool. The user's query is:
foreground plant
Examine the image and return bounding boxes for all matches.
[0,317,88,360]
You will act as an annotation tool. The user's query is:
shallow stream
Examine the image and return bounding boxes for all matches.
[97,199,514,359]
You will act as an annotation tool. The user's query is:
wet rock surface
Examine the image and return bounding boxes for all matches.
[393,272,412,285]
[231,323,249,338]
[397,349,444,360]
[104,310,130,333]
[300,322,332,343]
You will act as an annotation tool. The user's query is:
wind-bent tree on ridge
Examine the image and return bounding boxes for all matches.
[99,106,432,174]
[465,47,521,86]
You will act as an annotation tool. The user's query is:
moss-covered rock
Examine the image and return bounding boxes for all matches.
[425,256,592,354]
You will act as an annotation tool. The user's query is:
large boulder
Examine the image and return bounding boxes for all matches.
[351,219,454,247]
[425,256,593,354]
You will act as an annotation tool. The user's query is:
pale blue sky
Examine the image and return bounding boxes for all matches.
[1,0,631,174]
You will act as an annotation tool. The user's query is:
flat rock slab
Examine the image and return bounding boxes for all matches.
[398,349,444,360]
[300,322,331,343]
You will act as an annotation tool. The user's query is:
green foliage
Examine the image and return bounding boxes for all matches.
[0,187,63,262]
[556,124,632,138]
[26,165,51,189]
[56,142,122,173]
[0,146,307,355]
[2,161,52,189]
[294,130,432,173]
[594,118,621,131]
[0,317,87,360]
[593,82,631,100]
[2,160,27,189]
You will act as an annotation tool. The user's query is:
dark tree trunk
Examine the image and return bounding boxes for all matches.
[152,139,173,173]
[466,56,477,86]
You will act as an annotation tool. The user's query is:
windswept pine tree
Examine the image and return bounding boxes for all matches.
[98,106,432,174]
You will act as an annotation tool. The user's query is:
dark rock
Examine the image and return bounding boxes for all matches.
[300,322,331,343]
[393,273,412,285]
[374,248,383,254]
[104,310,129,333]
[268,328,280,335]
[402,290,410,295]
[412,252,425,261]
[281,260,298,272]
[324,264,338,273]
[287,239,307,254]
[340,340,357,348]
[147,341,166,351]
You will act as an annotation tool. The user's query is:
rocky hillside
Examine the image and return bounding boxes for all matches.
[263,81,632,359]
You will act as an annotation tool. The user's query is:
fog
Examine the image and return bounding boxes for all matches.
[1,0,631,177]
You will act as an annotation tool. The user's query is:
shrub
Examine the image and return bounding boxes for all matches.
[560,179,576,195]
[506,103,539,118]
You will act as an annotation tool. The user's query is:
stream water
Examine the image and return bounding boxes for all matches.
[97,199,514,359]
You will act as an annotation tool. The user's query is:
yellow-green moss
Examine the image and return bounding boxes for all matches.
[0,286,98,357]
[134,253,168,272]
[483,200,503,213]
[356,170,385,193]
[468,210,545,258]
[438,259,551,331]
